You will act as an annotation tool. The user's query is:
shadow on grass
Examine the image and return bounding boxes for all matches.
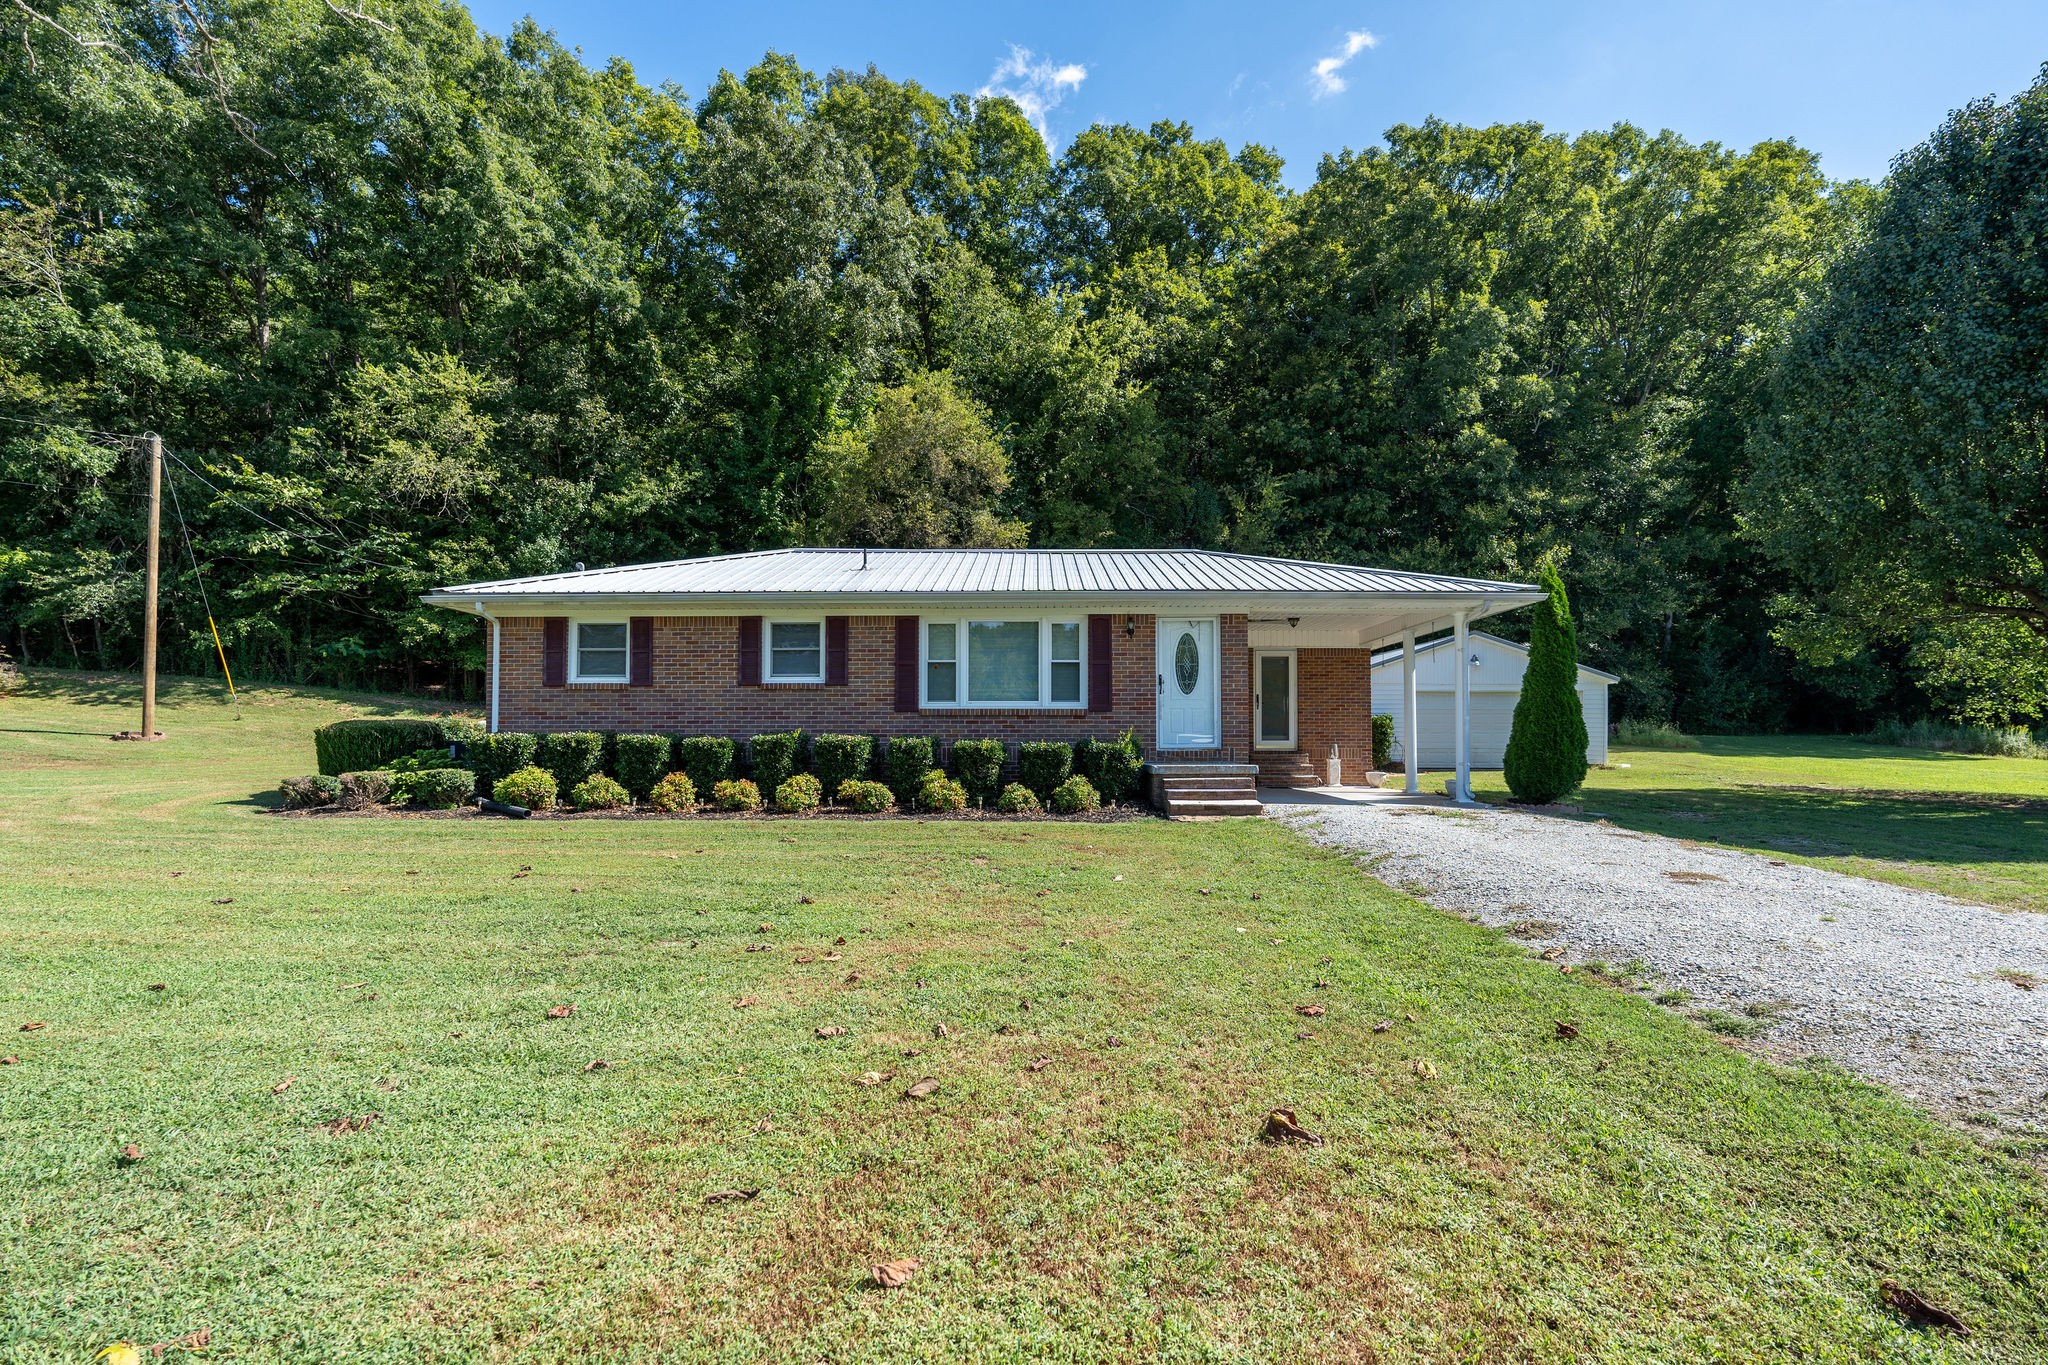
[14,668,470,716]
[1575,783,2047,867]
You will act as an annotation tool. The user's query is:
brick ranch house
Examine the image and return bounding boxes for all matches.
[422,549,1543,808]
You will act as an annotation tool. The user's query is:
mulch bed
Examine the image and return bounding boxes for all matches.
[266,803,1154,823]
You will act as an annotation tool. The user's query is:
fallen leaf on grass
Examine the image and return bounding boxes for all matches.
[178,1328,213,1349]
[903,1077,940,1099]
[1538,946,1566,961]
[20,1022,46,1032]
[146,983,166,992]
[798,895,815,904]
[340,981,368,990]
[1295,1031,1316,1041]
[511,873,529,880]
[584,1059,611,1072]
[795,955,815,964]
[1313,980,1331,989]
[94,1345,140,1365]
[1555,1021,1581,1040]
[1026,1056,1053,1072]
[270,1076,294,1095]
[822,952,843,962]
[116,1144,143,1166]
[704,1188,760,1205]
[734,995,759,1009]
[856,1070,895,1087]
[1879,1279,1969,1336]
[815,1026,848,1039]
[745,944,770,953]
[1412,1060,1438,1080]
[545,1004,576,1019]
[1104,1036,1124,1049]
[1372,1020,1392,1033]
[1404,1012,1418,1022]
[320,1113,381,1135]
[754,1118,773,1134]
[757,923,772,934]
[1294,1004,1325,1018]
[843,972,861,984]
[901,1049,923,1058]
[0,1056,15,1065]
[211,898,234,905]
[1262,1107,1325,1146]
[996,1024,1022,1036]
[375,1077,400,1092]
[873,1256,921,1288]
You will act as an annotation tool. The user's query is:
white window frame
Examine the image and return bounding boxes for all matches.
[763,616,827,684]
[568,618,630,685]
[919,615,1088,709]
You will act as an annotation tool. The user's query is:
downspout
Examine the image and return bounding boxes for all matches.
[1401,629,1419,796]
[1453,610,1473,804]
[477,600,499,735]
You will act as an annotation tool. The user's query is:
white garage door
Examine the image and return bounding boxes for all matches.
[1412,692,1520,769]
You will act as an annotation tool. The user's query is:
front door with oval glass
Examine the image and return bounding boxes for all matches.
[1254,650,1295,749]
[1156,618,1219,750]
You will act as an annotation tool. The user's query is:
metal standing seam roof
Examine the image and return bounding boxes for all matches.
[426,548,1539,600]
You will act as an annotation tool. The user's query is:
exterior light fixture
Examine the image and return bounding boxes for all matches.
[1287,616,1300,628]
[1124,616,1136,637]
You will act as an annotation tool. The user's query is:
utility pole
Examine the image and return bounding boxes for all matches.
[118,434,165,742]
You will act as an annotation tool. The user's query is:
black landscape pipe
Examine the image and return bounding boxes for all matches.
[478,797,531,819]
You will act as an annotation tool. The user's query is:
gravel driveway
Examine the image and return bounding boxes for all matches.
[1274,800,2048,1131]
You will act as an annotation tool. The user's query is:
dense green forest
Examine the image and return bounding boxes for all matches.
[3,0,2043,728]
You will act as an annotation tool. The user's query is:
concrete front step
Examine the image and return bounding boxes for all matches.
[1163,797,1265,818]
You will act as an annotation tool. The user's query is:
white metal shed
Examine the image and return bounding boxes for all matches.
[1369,631,1616,769]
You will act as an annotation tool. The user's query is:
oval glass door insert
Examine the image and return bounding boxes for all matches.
[1174,632,1200,694]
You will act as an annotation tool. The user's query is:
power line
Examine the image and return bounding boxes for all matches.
[161,447,240,715]
[161,447,419,575]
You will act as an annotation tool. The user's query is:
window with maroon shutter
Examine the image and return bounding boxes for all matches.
[542,617,568,688]
[628,617,654,687]
[1087,615,1113,712]
[737,616,762,685]
[825,616,850,685]
[893,616,919,711]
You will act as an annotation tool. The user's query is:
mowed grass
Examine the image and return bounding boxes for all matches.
[2,673,2045,1363]
[1471,737,2048,913]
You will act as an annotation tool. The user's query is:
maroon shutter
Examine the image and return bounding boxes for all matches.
[1087,614,1113,713]
[893,615,919,712]
[542,617,568,688]
[628,616,654,687]
[825,616,850,685]
[737,616,762,686]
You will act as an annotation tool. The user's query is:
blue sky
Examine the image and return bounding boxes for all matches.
[464,0,2048,185]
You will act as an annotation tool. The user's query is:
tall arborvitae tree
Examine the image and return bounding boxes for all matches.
[1502,560,1589,803]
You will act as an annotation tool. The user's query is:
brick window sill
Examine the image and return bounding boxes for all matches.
[918,707,1091,718]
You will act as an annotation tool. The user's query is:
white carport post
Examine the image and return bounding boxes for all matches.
[1452,610,1473,803]
[1401,629,1419,795]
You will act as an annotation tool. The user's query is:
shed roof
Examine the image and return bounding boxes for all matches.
[1370,630,1620,684]
[428,548,1537,601]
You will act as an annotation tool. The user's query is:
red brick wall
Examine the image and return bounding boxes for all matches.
[491,613,1252,760]
[1247,645,1373,785]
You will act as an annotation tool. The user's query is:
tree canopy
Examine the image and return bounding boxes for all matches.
[0,0,2036,729]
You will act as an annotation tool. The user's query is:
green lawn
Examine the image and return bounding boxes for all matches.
[1472,737,2048,913]
[3,672,2045,1363]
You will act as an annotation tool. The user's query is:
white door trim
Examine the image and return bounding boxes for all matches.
[1155,617,1221,750]
[1252,648,1296,749]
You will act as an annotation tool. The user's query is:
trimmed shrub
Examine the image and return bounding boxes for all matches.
[613,734,673,799]
[1074,731,1143,804]
[811,733,873,800]
[916,769,968,813]
[1049,774,1101,814]
[1502,560,1590,804]
[675,736,736,794]
[1371,713,1395,770]
[314,718,444,776]
[537,732,605,792]
[776,772,824,812]
[494,765,558,811]
[338,770,393,808]
[439,715,487,747]
[383,748,469,804]
[747,730,805,797]
[883,735,936,806]
[712,778,763,812]
[413,768,476,810]
[279,774,340,809]
[468,732,539,798]
[647,772,697,813]
[837,778,895,813]
[1016,741,1073,802]
[996,782,1041,815]
[949,738,1007,808]
[570,774,631,811]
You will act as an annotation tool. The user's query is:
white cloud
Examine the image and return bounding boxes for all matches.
[1310,28,1378,98]
[977,44,1089,144]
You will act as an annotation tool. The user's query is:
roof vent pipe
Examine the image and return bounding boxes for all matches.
[861,547,868,570]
